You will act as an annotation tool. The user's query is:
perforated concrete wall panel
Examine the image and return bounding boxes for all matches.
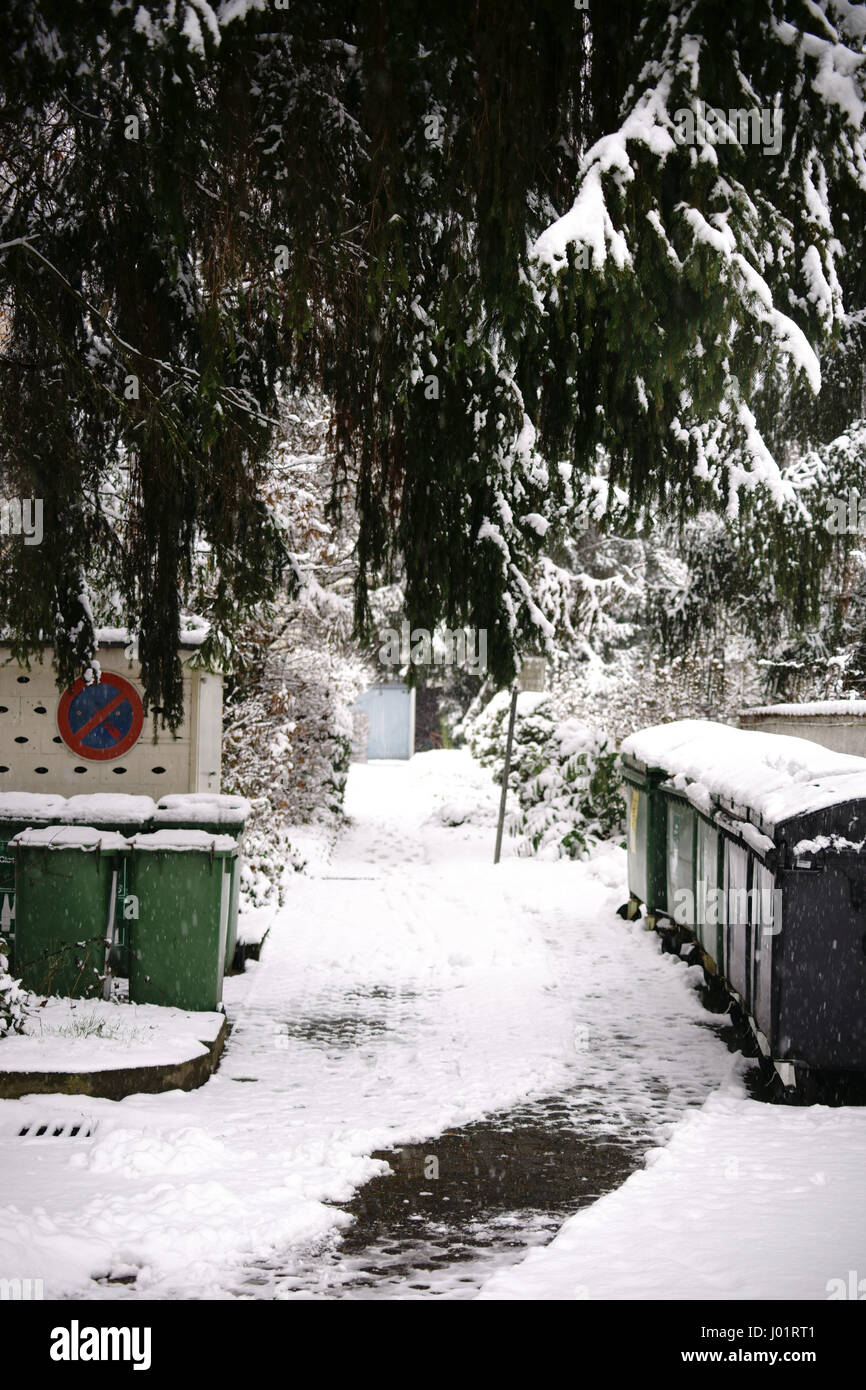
[0,645,222,796]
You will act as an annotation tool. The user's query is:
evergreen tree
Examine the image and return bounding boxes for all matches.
[530,0,866,612]
[1,2,864,719]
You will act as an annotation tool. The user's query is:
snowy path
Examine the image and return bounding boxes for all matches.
[0,751,733,1299]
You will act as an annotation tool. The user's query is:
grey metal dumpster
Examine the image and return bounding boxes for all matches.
[620,718,866,1092]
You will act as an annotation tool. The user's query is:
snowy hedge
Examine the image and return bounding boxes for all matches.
[463,691,624,859]
[0,942,30,1037]
[222,607,370,907]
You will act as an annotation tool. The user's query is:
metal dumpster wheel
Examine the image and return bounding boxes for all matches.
[759,1057,819,1105]
[616,896,643,920]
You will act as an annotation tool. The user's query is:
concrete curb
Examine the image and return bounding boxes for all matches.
[0,1015,228,1100]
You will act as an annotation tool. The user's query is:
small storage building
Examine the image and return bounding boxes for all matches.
[351,683,416,760]
[0,634,223,798]
[739,700,866,757]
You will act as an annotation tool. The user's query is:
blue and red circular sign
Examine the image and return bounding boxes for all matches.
[57,671,144,761]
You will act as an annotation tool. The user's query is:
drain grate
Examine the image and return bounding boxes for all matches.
[18,1119,95,1139]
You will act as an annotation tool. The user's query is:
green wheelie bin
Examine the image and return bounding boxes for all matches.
[11,825,130,998]
[61,795,156,978]
[127,830,238,1012]
[0,793,67,967]
[152,795,249,974]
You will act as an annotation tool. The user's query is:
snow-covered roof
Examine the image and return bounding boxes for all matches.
[742,700,866,718]
[0,616,210,652]
[620,718,866,827]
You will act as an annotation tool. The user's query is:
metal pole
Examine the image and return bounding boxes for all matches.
[494,686,518,864]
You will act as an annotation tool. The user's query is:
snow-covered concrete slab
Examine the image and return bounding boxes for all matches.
[0,1001,227,1101]
[0,999,225,1073]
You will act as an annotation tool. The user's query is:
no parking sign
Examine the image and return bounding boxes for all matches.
[57,671,144,761]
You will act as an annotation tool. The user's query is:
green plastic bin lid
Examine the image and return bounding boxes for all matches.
[0,792,67,823]
[153,793,250,826]
[60,794,156,826]
[10,825,130,852]
[130,829,238,854]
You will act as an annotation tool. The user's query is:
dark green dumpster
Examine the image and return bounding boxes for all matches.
[620,755,667,918]
[11,826,129,998]
[128,830,238,1011]
[61,795,155,978]
[664,789,697,921]
[0,794,66,966]
[152,795,249,974]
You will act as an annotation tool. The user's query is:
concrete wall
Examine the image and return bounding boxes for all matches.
[0,645,222,796]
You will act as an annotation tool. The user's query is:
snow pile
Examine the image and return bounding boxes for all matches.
[463,692,623,858]
[622,718,866,825]
[78,1125,242,1178]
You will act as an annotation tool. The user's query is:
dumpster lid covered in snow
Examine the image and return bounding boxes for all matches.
[10,825,130,852]
[620,719,866,828]
[0,792,67,821]
[153,793,250,823]
[60,794,156,825]
[129,829,237,853]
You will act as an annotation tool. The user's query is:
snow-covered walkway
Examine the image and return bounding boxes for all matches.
[0,751,789,1299]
